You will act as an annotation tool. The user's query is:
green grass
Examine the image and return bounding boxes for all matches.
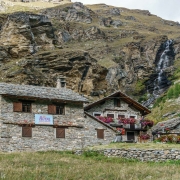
[91,142,180,150]
[1,151,180,180]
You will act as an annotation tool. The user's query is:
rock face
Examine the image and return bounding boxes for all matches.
[0,0,6,12]
[99,17,122,28]
[0,48,108,96]
[0,12,55,59]
[41,2,94,24]
[0,2,180,100]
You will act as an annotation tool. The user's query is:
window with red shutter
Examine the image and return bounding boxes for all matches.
[56,128,65,138]
[22,127,32,137]
[48,105,56,114]
[48,104,65,115]
[13,102,22,112]
[97,129,104,139]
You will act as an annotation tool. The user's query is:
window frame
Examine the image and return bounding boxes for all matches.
[118,114,125,118]
[129,115,137,119]
[56,104,65,115]
[13,101,32,113]
[48,104,65,115]
[93,112,102,117]
[22,101,32,113]
[106,113,114,118]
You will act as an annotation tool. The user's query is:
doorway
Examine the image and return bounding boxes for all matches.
[127,132,135,141]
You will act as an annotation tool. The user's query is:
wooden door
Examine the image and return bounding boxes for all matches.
[127,132,135,141]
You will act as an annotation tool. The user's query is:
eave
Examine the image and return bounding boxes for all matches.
[1,94,85,104]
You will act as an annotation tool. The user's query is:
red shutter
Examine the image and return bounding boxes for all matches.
[22,127,32,137]
[97,129,104,139]
[48,105,56,114]
[13,102,22,112]
[56,128,65,138]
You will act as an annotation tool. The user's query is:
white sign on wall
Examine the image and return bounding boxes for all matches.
[35,114,53,125]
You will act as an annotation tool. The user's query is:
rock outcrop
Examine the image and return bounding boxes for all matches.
[0,2,180,101]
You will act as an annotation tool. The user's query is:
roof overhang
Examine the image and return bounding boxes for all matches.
[1,94,86,104]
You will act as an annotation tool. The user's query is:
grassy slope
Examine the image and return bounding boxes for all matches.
[147,58,180,123]
[1,151,180,180]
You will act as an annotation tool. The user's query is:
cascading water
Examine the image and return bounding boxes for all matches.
[142,40,174,107]
[153,39,173,96]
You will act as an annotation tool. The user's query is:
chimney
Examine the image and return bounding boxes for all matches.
[56,75,66,89]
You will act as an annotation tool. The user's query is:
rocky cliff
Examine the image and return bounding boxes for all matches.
[0,2,180,102]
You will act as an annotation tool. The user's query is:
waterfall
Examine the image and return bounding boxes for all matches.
[153,40,173,96]
[142,39,174,107]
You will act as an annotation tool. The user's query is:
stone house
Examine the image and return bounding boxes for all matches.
[0,79,115,152]
[84,91,151,142]
[152,117,180,135]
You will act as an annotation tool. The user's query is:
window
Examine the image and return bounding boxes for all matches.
[118,115,125,118]
[22,102,31,112]
[56,128,65,138]
[22,127,32,137]
[13,101,31,113]
[130,116,136,119]
[107,114,114,118]
[97,129,104,139]
[48,104,65,115]
[114,98,121,107]
[93,112,101,117]
[56,105,64,115]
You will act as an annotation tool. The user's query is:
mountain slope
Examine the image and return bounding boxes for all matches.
[0,1,180,109]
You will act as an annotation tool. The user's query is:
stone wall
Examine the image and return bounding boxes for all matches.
[86,99,141,119]
[76,148,180,162]
[0,96,115,152]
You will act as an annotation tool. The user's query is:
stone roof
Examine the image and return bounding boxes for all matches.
[0,83,88,102]
[152,117,180,133]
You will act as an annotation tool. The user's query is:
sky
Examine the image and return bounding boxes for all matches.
[72,0,180,22]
